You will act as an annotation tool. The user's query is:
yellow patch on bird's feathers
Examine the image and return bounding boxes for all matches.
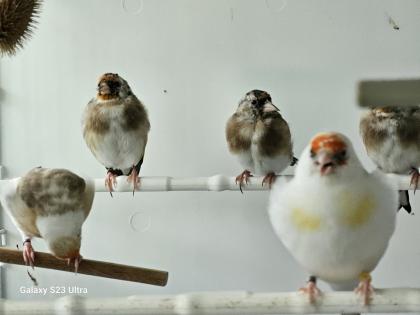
[339,192,376,227]
[291,207,322,231]
[359,271,372,281]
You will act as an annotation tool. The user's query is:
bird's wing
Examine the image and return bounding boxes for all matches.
[225,113,253,154]
[0,178,41,238]
[82,98,111,157]
[258,112,293,159]
[359,111,390,152]
[17,168,87,217]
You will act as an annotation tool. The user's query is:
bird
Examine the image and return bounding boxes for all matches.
[360,106,420,213]
[82,73,150,195]
[0,167,95,271]
[268,132,397,305]
[226,90,297,192]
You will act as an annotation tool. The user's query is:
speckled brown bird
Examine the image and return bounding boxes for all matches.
[226,90,297,192]
[82,73,150,194]
[0,167,95,271]
[360,106,420,213]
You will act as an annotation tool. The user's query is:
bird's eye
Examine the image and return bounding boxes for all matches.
[334,150,347,162]
[251,100,257,105]
[310,150,316,158]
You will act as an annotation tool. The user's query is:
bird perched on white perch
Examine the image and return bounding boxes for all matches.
[82,73,150,195]
[226,90,297,192]
[360,106,420,213]
[268,132,397,305]
[0,167,95,271]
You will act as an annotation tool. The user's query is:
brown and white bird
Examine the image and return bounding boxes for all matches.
[226,90,297,192]
[269,132,397,305]
[82,73,150,194]
[0,168,95,271]
[360,106,420,213]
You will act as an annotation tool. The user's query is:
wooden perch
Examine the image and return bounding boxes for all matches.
[0,248,168,287]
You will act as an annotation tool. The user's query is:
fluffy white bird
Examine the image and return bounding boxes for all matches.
[226,90,297,192]
[360,106,420,213]
[0,167,95,271]
[268,132,397,305]
[82,73,150,194]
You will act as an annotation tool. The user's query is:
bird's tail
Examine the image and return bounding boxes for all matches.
[398,190,412,213]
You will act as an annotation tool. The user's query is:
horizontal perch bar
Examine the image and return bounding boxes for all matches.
[357,78,420,107]
[91,173,414,192]
[0,248,168,287]
[94,175,292,192]
[2,288,420,314]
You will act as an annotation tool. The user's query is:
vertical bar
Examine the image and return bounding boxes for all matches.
[0,166,5,298]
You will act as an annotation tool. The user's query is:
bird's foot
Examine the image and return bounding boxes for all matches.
[67,255,83,274]
[262,172,277,189]
[354,272,374,305]
[410,168,419,193]
[235,170,253,193]
[23,239,35,269]
[127,166,140,195]
[105,171,118,196]
[299,277,321,304]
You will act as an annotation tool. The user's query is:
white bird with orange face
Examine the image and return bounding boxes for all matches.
[0,167,95,271]
[82,73,150,194]
[268,132,397,305]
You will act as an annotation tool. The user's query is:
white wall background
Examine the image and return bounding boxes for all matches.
[0,0,420,301]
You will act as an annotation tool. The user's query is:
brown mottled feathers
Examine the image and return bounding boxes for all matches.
[397,108,420,148]
[360,106,420,152]
[18,168,89,217]
[122,97,149,131]
[226,113,252,153]
[226,111,292,158]
[258,112,293,157]
[360,114,388,153]
[83,100,110,135]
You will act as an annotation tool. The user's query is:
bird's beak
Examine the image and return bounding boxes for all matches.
[98,82,111,95]
[263,102,280,113]
[315,151,336,175]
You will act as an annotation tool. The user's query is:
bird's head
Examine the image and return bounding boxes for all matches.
[308,132,350,176]
[238,90,279,117]
[48,235,81,261]
[96,73,132,101]
[371,106,401,118]
[295,132,364,180]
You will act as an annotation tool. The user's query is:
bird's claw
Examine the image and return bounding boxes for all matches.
[235,170,252,193]
[23,241,35,269]
[299,279,322,304]
[354,272,374,305]
[127,166,140,195]
[262,172,277,189]
[410,168,419,193]
[67,255,83,274]
[105,172,118,197]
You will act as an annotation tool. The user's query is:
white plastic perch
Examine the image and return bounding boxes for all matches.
[92,173,415,192]
[2,289,420,315]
